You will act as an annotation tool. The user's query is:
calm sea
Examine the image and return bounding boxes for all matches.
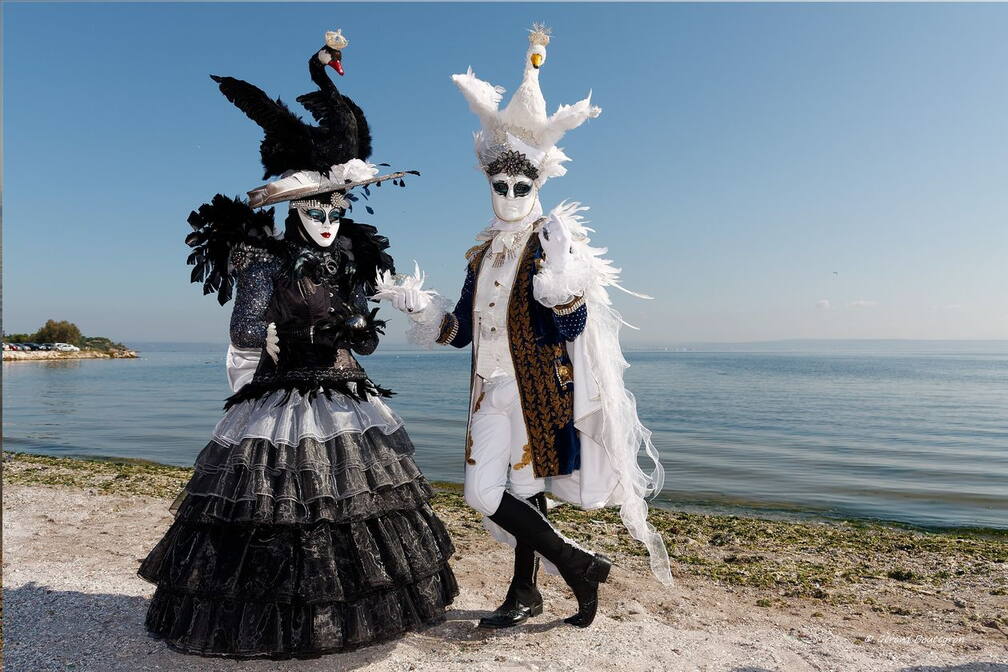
[4,341,1006,530]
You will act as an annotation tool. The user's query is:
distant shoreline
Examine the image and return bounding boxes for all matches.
[2,349,138,362]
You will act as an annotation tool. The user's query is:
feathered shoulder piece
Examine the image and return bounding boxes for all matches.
[335,218,396,293]
[185,194,282,305]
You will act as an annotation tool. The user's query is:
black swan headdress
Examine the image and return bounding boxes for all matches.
[185,29,407,305]
[212,29,417,208]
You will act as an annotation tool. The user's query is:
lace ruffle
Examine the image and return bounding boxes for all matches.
[405,293,453,348]
[174,429,433,525]
[532,259,593,308]
[143,566,458,658]
[213,388,404,447]
[139,504,455,605]
[173,474,435,526]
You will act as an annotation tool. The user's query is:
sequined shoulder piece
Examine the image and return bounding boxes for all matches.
[464,241,491,270]
[231,242,277,272]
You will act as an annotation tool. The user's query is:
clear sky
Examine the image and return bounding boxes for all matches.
[4,2,1007,346]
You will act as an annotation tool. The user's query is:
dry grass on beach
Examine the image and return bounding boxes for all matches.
[2,450,1006,671]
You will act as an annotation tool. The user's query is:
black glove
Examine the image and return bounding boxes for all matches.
[275,321,346,349]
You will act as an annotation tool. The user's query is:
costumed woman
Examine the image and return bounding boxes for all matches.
[138,30,457,658]
[373,24,673,631]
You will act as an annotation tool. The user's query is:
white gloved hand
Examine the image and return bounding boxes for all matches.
[371,261,437,316]
[391,288,431,314]
[265,322,279,363]
[538,209,575,272]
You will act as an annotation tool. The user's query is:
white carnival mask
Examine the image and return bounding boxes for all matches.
[290,192,348,247]
[488,173,537,222]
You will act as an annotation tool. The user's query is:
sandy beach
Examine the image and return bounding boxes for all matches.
[2,452,1005,671]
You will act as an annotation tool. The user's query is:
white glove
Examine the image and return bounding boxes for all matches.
[265,322,279,363]
[371,261,436,316]
[538,208,576,272]
[532,201,593,308]
[391,288,431,314]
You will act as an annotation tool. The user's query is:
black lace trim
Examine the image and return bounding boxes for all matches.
[224,376,393,410]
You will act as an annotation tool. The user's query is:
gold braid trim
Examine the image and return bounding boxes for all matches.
[553,294,586,315]
[507,237,574,478]
[435,313,459,345]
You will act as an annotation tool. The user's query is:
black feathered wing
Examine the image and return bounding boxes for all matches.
[211,75,313,179]
[296,89,372,162]
[343,96,372,161]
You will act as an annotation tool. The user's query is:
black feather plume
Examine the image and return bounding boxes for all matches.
[184,194,280,305]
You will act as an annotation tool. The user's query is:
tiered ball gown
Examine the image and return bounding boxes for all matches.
[138,242,458,658]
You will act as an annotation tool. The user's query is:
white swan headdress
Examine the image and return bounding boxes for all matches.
[451,23,601,185]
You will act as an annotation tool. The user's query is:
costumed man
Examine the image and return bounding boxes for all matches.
[138,30,457,658]
[373,25,673,630]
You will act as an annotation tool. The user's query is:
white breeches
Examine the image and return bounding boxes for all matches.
[463,375,546,516]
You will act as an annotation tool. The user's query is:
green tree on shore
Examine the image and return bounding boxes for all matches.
[4,320,129,352]
[33,320,83,345]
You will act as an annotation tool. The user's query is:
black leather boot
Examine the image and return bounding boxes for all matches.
[488,491,612,628]
[478,493,548,629]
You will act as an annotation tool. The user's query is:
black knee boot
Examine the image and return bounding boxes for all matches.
[488,491,612,628]
[478,493,548,629]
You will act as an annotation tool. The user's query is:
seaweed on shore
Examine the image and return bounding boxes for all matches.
[3,450,1006,627]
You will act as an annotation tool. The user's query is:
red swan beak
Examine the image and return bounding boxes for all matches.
[328,60,344,76]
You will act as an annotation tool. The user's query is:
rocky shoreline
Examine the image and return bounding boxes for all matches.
[2,349,137,361]
[2,450,1006,671]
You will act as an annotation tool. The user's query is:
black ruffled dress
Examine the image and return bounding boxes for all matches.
[138,216,458,658]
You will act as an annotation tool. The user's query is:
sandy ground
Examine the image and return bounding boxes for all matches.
[2,483,1006,672]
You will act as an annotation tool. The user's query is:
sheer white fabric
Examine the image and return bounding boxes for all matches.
[405,294,453,348]
[532,258,592,308]
[213,388,405,448]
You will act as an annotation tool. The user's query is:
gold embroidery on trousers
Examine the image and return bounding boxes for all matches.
[465,431,476,465]
[513,443,533,470]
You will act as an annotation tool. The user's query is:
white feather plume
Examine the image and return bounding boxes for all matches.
[450,67,505,132]
[546,200,652,329]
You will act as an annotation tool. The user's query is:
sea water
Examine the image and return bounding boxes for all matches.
[4,341,1006,529]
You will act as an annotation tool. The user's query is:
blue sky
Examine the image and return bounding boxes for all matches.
[4,2,1007,346]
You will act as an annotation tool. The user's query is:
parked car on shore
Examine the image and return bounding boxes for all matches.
[53,343,81,352]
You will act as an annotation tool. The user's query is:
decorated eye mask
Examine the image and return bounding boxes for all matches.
[488,173,536,222]
[491,180,533,198]
[290,192,348,247]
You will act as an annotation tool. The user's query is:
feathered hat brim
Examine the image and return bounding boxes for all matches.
[247,159,418,209]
